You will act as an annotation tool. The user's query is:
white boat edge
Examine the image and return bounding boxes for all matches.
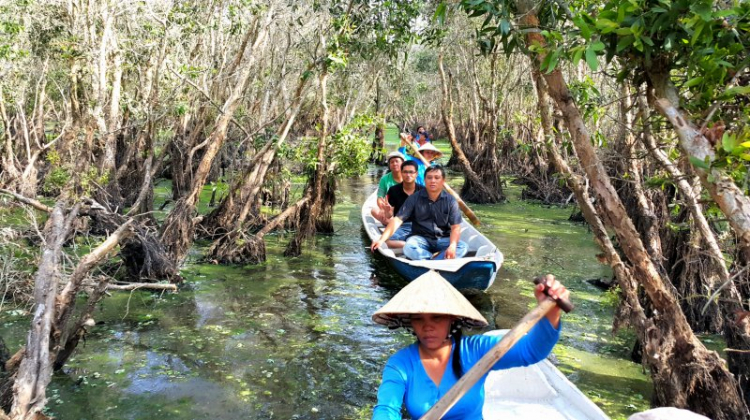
[483,329,611,420]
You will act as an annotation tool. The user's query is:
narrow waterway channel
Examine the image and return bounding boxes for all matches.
[1,159,653,420]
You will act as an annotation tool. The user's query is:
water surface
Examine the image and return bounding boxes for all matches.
[1,144,652,420]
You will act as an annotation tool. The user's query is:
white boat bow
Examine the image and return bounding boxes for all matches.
[483,330,610,420]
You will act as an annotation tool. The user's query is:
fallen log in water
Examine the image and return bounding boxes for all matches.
[106,282,177,291]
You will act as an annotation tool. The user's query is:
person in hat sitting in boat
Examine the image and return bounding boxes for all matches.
[380,160,425,249]
[412,125,432,147]
[371,151,406,225]
[398,134,443,186]
[371,272,568,420]
[371,165,466,260]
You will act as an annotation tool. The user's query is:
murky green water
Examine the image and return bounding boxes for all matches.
[1,134,653,419]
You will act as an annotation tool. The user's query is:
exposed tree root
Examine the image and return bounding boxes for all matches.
[207,196,308,264]
[158,198,196,265]
[0,199,137,418]
[644,317,748,419]
[207,232,266,265]
[460,140,505,204]
[516,172,570,204]
[284,176,332,258]
[85,201,179,282]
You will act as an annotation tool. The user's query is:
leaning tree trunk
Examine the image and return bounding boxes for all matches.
[8,203,69,420]
[201,63,312,239]
[202,63,315,265]
[2,199,134,420]
[647,65,750,403]
[285,52,332,258]
[203,137,290,263]
[208,195,309,264]
[532,66,649,338]
[518,2,748,417]
[437,54,504,204]
[637,93,730,333]
[159,8,274,263]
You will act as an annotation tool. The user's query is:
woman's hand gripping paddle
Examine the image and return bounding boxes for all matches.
[420,275,574,420]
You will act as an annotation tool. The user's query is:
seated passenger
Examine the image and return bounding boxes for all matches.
[371,151,405,225]
[371,166,467,260]
[413,125,432,146]
[398,134,443,186]
[382,161,424,249]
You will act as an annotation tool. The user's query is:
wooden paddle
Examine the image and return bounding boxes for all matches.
[420,277,574,420]
[399,133,481,226]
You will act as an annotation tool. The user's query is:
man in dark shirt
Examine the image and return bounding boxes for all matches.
[383,161,424,249]
[371,166,467,260]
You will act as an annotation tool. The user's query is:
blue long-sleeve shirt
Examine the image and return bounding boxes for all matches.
[372,318,561,420]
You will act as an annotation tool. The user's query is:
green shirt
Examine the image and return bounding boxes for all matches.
[377,173,400,198]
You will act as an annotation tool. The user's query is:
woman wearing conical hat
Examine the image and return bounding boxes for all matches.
[397,134,443,186]
[371,271,568,420]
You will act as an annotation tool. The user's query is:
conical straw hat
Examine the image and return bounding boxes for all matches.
[417,143,444,159]
[372,270,488,329]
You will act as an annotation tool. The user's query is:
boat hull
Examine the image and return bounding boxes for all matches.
[387,255,498,290]
[362,190,503,291]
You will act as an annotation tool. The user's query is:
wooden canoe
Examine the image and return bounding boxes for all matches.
[362,191,503,291]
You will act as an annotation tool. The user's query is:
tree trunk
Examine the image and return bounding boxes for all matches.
[1,199,136,419]
[518,2,748,417]
[207,195,309,264]
[0,93,22,190]
[101,44,124,207]
[637,93,730,333]
[648,64,750,405]
[649,67,750,264]
[159,7,275,263]
[370,120,386,164]
[201,64,311,239]
[437,54,504,204]
[285,47,333,257]
[611,84,671,288]
[369,76,386,164]
[532,66,648,335]
[9,203,70,420]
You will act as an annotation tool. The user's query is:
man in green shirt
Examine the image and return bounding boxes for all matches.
[372,151,405,225]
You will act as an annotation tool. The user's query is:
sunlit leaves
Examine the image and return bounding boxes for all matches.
[0,8,26,61]
[459,0,518,56]
[573,16,592,40]
[285,114,377,178]
[329,114,379,177]
[688,126,750,184]
[585,46,598,71]
[333,0,425,60]
[434,2,447,25]
[568,76,603,127]
[459,0,750,193]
